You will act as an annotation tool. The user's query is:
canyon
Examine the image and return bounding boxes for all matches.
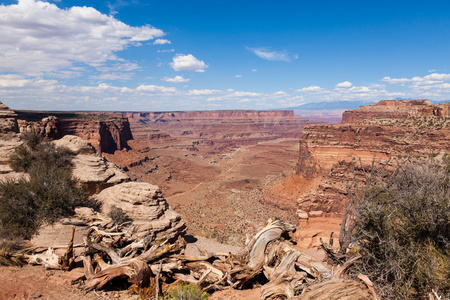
[14,108,319,245]
[11,99,450,244]
[296,99,450,216]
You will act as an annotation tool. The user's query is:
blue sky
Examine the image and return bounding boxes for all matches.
[1,0,450,111]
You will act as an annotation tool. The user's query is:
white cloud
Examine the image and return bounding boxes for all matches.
[235,75,242,78]
[188,89,219,95]
[296,86,327,93]
[163,76,190,83]
[335,81,353,88]
[170,54,208,72]
[0,74,30,88]
[251,69,258,72]
[246,47,296,62]
[0,0,165,75]
[153,39,171,45]
[157,49,175,53]
[136,85,176,93]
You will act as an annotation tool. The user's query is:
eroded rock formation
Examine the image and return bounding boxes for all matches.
[125,110,314,153]
[0,101,22,182]
[18,116,61,139]
[341,99,450,123]
[93,181,187,239]
[53,135,129,195]
[0,101,19,134]
[297,100,450,215]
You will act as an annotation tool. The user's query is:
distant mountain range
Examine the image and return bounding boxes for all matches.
[287,99,449,112]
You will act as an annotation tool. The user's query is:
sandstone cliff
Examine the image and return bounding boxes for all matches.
[0,101,23,182]
[125,110,313,153]
[341,99,450,123]
[53,135,129,195]
[296,100,450,216]
[16,111,133,154]
[18,116,61,139]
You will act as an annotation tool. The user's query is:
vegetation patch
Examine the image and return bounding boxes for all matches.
[0,133,88,239]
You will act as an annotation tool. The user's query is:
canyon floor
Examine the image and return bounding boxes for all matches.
[1,138,342,299]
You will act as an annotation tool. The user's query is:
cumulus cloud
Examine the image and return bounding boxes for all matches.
[170,54,208,72]
[335,81,353,88]
[0,0,165,75]
[162,76,190,83]
[235,75,242,78]
[157,49,175,53]
[246,47,296,62]
[153,39,171,45]
[136,85,176,93]
[188,89,219,95]
[296,86,327,93]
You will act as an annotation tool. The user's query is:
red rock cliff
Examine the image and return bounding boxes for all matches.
[123,110,313,153]
[59,118,133,154]
[296,100,450,216]
[16,111,133,154]
[340,99,450,123]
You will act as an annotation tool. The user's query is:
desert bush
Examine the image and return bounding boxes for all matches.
[168,283,209,300]
[0,178,38,239]
[349,161,450,299]
[0,133,88,239]
[108,205,131,225]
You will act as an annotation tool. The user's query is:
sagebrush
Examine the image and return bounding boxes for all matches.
[168,283,209,300]
[346,159,450,299]
[0,133,88,239]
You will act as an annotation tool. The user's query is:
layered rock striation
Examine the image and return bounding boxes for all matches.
[296,100,450,216]
[16,111,133,154]
[18,116,62,139]
[341,99,450,123]
[125,110,314,153]
[53,135,129,195]
[93,181,187,240]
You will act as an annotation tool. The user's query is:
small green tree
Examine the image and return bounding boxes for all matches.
[0,133,88,239]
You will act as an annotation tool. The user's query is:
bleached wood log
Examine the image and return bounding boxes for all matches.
[82,259,151,291]
[28,247,60,270]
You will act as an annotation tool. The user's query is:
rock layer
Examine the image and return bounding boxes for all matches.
[93,181,187,240]
[341,99,450,123]
[125,110,314,153]
[53,135,129,195]
[18,116,61,139]
[297,100,450,215]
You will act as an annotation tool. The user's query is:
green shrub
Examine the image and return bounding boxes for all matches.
[0,178,38,239]
[168,283,209,300]
[351,161,450,299]
[108,205,131,225]
[0,133,88,239]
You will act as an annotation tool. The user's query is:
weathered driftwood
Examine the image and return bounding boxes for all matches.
[295,279,374,300]
[28,247,60,270]
[22,215,378,299]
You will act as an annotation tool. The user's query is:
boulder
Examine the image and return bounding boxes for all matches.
[0,101,19,133]
[93,182,187,240]
[53,135,129,194]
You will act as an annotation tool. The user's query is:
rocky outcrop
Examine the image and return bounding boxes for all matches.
[341,99,450,123]
[53,135,129,195]
[0,101,23,182]
[16,111,133,154]
[59,118,133,154]
[18,116,61,139]
[0,101,19,134]
[296,100,450,215]
[93,182,187,240]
